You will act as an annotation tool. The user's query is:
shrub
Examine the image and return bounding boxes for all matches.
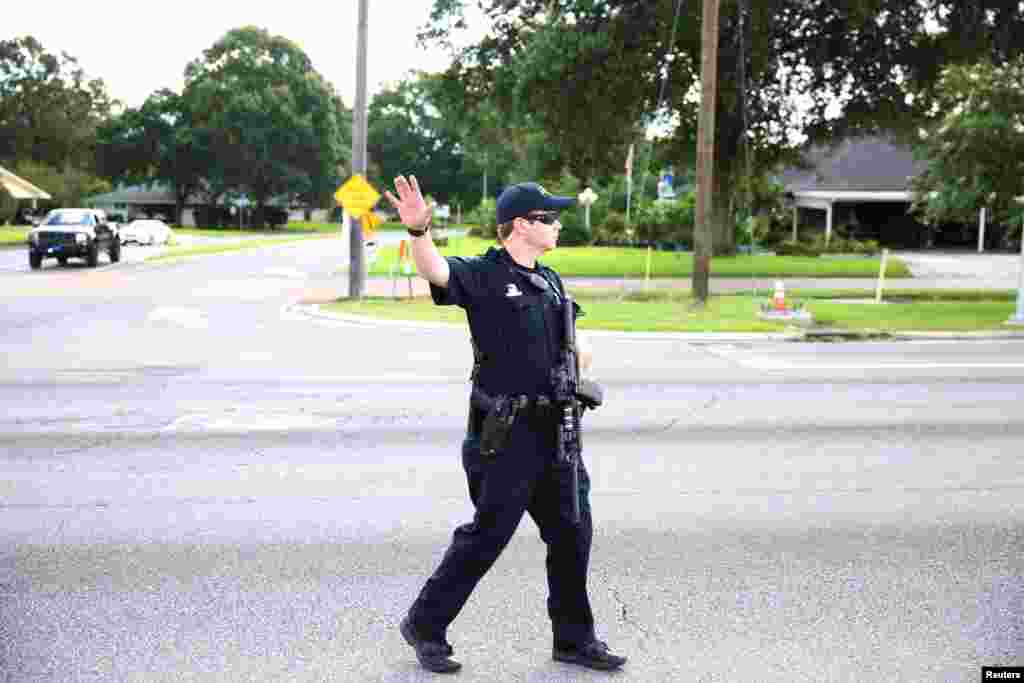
[593,211,629,245]
[761,223,792,248]
[0,190,17,225]
[256,206,288,228]
[194,205,232,228]
[555,205,593,246]
[633,198,694,246]
[775,240,822,257]
[465,198,497,239]
[816,236,880,255]
[745,214,774,246]
[856,239,880,255]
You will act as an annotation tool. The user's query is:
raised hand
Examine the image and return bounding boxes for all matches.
[384,175,433,231]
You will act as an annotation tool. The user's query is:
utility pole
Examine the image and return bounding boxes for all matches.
[693,0,720,305]
[348,0,370,299]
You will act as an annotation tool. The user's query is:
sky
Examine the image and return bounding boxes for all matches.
[3,0,486,109]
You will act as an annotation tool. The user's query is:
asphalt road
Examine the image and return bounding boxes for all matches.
[0,239,1021,682]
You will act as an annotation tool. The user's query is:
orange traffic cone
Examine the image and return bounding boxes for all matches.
[773,280,786,311]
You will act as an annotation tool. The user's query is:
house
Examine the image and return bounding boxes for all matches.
[779,136,940,248]
[0,165,52,203]
[86,184,327,227]
[85,184,198,225]
[780,135,1019,251]
[0,165,52,224]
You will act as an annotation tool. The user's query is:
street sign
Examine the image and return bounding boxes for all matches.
[335,174,380,218]
[361,212,381,239]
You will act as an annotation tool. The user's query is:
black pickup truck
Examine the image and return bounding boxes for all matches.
[27,208,121,269]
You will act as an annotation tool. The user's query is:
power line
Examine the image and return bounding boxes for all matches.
[636,0,687,208]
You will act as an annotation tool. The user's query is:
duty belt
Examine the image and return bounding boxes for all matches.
[469,387,560,422]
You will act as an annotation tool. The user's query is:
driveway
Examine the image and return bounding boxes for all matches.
[895,250,1022,287]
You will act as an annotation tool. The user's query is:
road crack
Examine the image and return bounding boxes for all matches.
[609,585,650,638]
[632,392,720,435]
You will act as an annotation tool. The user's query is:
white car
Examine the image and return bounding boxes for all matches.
[121,219,173,246]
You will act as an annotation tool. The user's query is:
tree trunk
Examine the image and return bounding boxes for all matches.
[175,189,186,227]
[712,173,735,256]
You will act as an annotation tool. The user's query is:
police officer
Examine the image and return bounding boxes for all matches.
[384,175,627,674]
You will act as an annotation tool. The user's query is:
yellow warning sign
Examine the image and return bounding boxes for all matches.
[334,174,380,218]
[361,212,381,239]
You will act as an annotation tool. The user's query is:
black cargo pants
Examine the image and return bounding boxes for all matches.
[407,413,595,648]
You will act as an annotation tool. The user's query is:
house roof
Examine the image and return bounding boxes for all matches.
[0,165,52,200]
[86,184,179,205]
[781,136,927,195]
[86,183,293,207]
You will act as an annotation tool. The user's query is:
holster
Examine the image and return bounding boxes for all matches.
[576,378,604,410]
[479,395,519,458]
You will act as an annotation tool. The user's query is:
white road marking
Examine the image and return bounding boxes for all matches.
[161,413,338,432]
[406,352,444,363]
[744,359,1024,370]
[263,267,308,280]
[147,306,209,329]
[192,279,303,299]
[271,375,461,384]
[238,351,275,362]
[53,370,138,384]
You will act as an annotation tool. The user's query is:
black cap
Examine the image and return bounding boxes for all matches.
[495,182,575,224]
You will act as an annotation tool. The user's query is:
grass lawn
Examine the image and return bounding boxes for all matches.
[152,233,330,261]
[0,227,28,247]
[5,225,910,280]
[264,220,470,235]
[174,224,342,238]
[732,288,1018,302]
[323,287,1018,333]
[369,236,912,279]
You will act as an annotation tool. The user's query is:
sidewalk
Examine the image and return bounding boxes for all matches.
[353,275,1018,299]
[292,275,1024,342]
[293,248,1024,340]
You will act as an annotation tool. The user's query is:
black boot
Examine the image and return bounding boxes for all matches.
[400,615,462,674]
[553,639,627,671]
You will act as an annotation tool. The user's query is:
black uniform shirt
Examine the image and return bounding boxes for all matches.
[430,247,582,396]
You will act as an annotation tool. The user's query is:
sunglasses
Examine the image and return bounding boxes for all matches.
[526,213,560,225]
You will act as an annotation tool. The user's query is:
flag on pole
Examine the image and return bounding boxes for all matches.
[625,144,634,179]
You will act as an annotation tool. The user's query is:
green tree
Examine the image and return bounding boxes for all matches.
[367,74,508,211]
[420,0,1024,254]
[182,26,348,225]
[0,36,115,174]
[96,89,211,224]
[910,56,1024,235]
[434,61,564,179]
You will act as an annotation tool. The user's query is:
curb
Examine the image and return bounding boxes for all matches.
[803,328,1024,341]
[285,303,1024,343]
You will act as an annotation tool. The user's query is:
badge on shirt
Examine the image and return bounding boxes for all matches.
[505,283,523,297]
